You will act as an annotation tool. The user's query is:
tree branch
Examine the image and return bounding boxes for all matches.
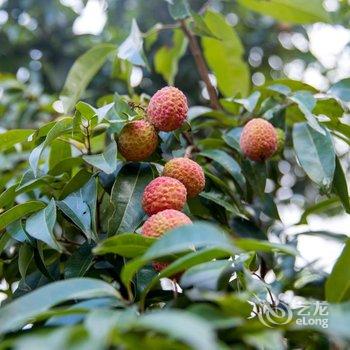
[180,19,220,110]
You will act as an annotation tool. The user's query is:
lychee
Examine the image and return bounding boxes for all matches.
[163,157,205,198]
[240,118,277,162]
[117,120,158,161]
[142,209,192,275]
[142,176,187,215]
[142,209,192,238]
[147,86,188,131]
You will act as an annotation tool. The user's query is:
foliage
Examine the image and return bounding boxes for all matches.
[0,0,350,349]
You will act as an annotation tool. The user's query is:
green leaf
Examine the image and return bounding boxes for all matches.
[0,201,46,231]
[59,168,91,199]
[181,260,233,291]
[199,192,240,215]
[93,233,156,258]
[233,91,261,112]
[64,242,94,278]
[202,11,250,97]
[29,117,73,177]
[235,238,298,255]
[49,139,71,170]
[329,78,350,102]
[0,278,119,335]
[298,197,341,224]
[118,20,146,67]
[0,129,34,152]
[314,97,344,121]
[25,199,62,252]
[18,243,33,279]
[108,164,154,236]
[237,0,330,24]
[121,222,237,289]
[326,239,350,303]
[192,12,219,39]
[140,248,232,303]
[60,43,116,113]
[167,0,191,20]
[332,156,350,214]
[200,149,245,192]
[127,310,218,350]
[293,122,335,187]
[83,141,118,174]
[289,91,324,134]
[154,29,188,85]
[48,157,84,176]
[223,127,242,153]
[57,177,97,241]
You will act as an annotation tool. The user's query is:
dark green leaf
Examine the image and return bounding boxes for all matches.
[94,233,156,258]
[64,243,94,278]
[18,243,33,279]
[333,156,350,214]
[200,149,245,192]
[108,164,154,236]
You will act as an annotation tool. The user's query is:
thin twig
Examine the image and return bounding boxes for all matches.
[253,272,276,308]
[83,120,92,155]
[180,19,220,110]
[172,279,178,299]
[199,0,212,15]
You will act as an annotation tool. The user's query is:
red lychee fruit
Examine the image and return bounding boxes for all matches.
[163,157,205,198]
[142,209,192,275]
[142,176,187,216]
[240,118,277,162]
[147,86,188,132]
[117,120,158,161]
[141,209,192,238]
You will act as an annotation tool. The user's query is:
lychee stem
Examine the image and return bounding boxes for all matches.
[180,19,220,110]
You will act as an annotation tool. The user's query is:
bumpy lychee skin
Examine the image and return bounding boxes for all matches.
[147,86,188,131]
[142,176,187,215]
[240,118,278,162]
[142,209,192,238]
[163,157,205,198]
[142,209,191,276]
[117,120,158,161]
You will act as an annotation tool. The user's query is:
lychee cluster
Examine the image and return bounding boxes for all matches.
[141,157,205,273]
[240,118,278,162]
[117,86,188,161]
